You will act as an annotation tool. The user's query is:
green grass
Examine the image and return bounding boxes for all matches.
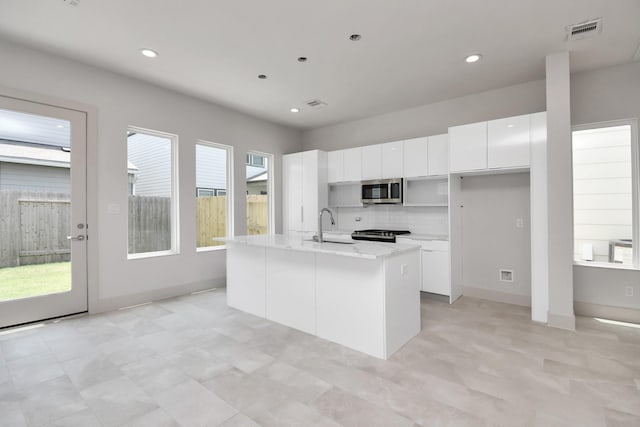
[0,262,71,301]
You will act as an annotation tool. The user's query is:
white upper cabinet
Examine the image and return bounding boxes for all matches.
[361,144,382,180]
[449,122,488,172]
[488,114,531,168]
[427,134,449,176]
[343,147,362,182]
[381,140,403,179]
[327,150,344,183]
[403,137,429,178]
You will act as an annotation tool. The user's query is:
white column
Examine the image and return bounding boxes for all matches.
[545,52,576,330]
[530,111,549,323]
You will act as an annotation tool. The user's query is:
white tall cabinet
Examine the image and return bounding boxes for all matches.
[283,150,328,234]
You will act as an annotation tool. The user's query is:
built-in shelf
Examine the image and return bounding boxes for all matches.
[403,176,449,207]
[329,182,362,207]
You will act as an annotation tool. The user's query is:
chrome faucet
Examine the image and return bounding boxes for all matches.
[316,208,335,243]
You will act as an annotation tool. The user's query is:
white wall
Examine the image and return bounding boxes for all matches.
[0,39,302,312]
[303,80,546,151]
[460,173,531,304]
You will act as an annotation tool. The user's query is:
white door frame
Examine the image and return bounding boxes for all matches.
[0,85,98,324]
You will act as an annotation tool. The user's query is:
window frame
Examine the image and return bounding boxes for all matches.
[196,140,234,252]
[246,150,274,235]
[572,118,639,270]
[126,126,180,260]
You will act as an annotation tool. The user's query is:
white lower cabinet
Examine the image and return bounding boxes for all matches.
[397,238,450,296]
[421,248,450,295]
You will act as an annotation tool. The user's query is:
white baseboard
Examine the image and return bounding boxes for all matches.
[462,286,531,307]
[547,312,576,331]
[574,301,640,324]
[90,277,226,314]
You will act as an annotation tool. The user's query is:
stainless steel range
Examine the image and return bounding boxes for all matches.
[351,229,411,243]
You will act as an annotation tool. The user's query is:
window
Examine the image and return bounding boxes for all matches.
[246,151,273,235]
[127,128,178,257]
[196,142,233,249]
[246,153,265,167]
[572,120,638,267]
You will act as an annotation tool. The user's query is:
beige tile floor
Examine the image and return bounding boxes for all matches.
[1,290,639,427]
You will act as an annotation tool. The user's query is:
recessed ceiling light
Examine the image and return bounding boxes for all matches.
[507,124,515,128]
[465,54,482,63]
[349,34,362,41]
[140,48,158,58]
[258,74,267,79]
[290,108,300,113]
[297,57,308,63]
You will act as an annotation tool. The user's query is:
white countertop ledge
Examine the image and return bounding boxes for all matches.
[217,234,420,259]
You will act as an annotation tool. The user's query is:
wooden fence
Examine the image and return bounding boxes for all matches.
[128,196,172,254]
[196,194,269,246]
[196,196,227,247]
[0,192,269,267]
[0,190,71,268]
[247,194,268,235]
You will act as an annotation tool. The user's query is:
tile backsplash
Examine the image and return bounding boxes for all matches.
[328,205,449,235]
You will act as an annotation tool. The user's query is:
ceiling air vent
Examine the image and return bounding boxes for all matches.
[567,18,602,41]
[306,99,328,109]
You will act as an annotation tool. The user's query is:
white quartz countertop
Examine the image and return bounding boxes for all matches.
[217,234,420,260]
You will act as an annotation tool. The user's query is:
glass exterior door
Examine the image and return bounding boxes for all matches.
[0,95,87,328]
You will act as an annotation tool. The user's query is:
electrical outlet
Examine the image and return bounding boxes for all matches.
[516,218,524,228]
[400,264,407,275]
[625,286,634,297]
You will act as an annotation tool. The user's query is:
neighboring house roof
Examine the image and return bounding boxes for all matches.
[0,140,138,172]
[247,170,267,182]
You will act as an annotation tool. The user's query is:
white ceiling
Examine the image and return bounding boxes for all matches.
[0,0,638,130]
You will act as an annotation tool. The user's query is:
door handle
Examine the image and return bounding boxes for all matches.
[67,235,85,241]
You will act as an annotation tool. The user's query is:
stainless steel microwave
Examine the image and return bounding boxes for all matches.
[361,178,403,204]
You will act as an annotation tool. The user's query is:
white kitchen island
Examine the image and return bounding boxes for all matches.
[220,234,421,359]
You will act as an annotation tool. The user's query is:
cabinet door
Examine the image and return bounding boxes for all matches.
[488,114,530,168]
[283,153,302,232]
[327,150,344,183]
[403,137,429,178]
[361,144,382,180]
[343,147,362,182]
[301,151,319,232]
[421,250,450,295]
[381,140,403,179]
[427,134,448,176]
[449,122,487,172]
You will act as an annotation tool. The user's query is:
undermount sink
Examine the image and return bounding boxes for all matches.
[306,236,355,245]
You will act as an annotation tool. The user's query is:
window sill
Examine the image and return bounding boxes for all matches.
[128,250,179,260]
[196,246,226,253]
[574,261,638,271]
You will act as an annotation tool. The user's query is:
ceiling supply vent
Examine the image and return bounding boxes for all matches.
[567,18,602,41]
[62,0,81,5]
[306,99,328,109]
